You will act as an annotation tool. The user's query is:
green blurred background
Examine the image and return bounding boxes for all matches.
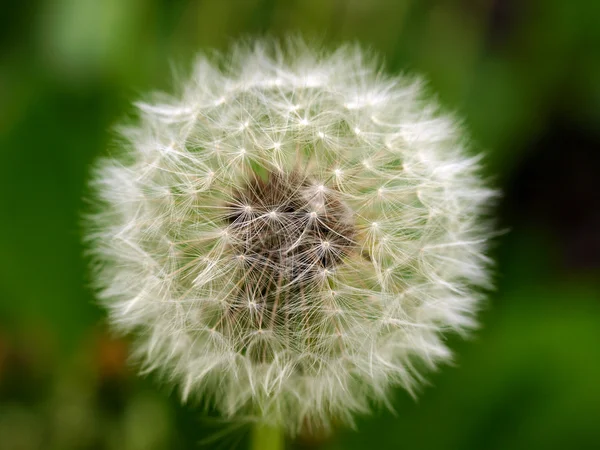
[1,1,599,449]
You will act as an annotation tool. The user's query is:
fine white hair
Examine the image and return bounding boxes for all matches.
[85,39,496,435]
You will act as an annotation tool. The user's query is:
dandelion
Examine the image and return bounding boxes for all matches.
[85,39,496,442]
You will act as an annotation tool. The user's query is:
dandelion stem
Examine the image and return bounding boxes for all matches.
[251,423,284,450]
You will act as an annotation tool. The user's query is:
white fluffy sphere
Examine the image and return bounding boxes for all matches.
[86,40,495,435]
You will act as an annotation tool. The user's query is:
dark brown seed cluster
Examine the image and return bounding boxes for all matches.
[225,171,356,288]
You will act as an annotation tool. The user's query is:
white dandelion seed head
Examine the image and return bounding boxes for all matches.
[85,39,496,435]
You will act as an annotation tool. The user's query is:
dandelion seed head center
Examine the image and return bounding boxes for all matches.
[225,170,356,286]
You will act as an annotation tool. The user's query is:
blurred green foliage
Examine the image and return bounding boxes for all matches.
[1,1,599,449]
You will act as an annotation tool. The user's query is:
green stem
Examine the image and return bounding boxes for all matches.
[251,423,284,450]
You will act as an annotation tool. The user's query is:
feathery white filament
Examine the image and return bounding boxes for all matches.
[86,40,495,435]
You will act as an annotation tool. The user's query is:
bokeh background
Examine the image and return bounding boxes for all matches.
[1,1,600,449]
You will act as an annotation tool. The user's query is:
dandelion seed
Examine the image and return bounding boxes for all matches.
[85,39,496,437]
